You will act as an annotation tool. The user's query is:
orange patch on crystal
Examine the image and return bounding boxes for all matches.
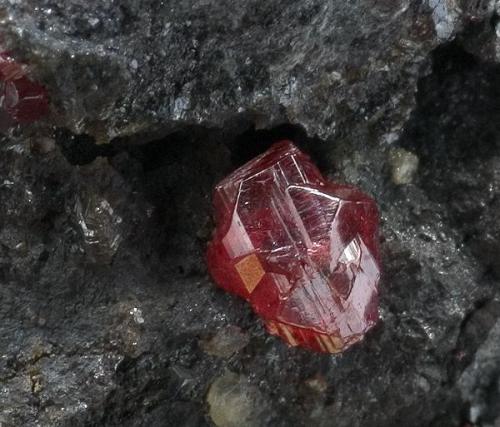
[317,334,343,354]
[330,336,344,350]
[234,253,265,293]
[279,323,298,346]
[266,321,278,335]
[315,335,327,352]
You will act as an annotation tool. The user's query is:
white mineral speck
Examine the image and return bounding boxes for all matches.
[130,307,144,324]
[389,148,419,185]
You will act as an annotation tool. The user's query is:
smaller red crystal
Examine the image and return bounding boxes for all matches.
[0,52,49,129]
[207,141,380,353]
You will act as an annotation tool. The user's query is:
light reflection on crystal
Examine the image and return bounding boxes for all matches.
[207,141,380,353]
[0,51,49,129]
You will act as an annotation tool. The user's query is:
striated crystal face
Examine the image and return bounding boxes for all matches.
[0,52,49,129]
[207,141,380,353]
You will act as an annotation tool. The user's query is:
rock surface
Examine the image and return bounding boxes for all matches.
[0,1,499,427]
[0,0,482,140]
[201,326,250,359]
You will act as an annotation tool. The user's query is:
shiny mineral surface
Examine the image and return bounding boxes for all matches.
[0,52,48,129]
[207,141,380,353]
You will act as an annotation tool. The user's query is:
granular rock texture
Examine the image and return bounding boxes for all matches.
[0,0,485,140]
[0,1,499,427]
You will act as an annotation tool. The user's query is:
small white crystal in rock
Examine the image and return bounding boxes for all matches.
[207,371,265,427]
[389,148,419,185]
[130,307,144,324]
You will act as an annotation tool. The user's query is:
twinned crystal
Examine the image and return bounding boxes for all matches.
[207,141,380,353]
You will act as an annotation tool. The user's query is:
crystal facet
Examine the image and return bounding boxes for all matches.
[207,141,380,353]
[0,52,48,129]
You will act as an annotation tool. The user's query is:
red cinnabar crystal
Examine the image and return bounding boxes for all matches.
[207,141,381,353]
[0,52,49,129]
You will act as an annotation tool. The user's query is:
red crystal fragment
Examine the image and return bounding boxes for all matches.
[0,52,49,128]
[207,141,380,353]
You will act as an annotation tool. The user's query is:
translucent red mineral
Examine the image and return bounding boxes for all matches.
[207,141,380,353]
[0,52,48,129]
